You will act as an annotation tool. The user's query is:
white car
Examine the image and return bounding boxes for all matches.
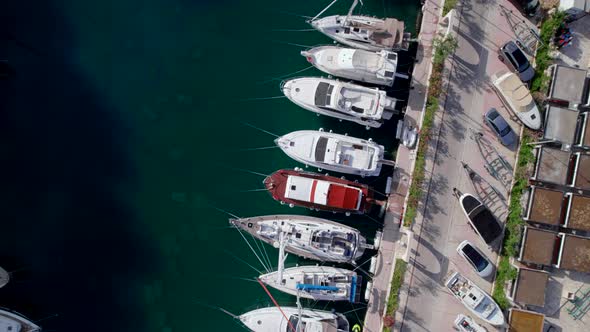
[456,240,494,277]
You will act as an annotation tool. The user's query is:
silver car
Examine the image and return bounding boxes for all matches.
[484,108,517,146]
[499,41,535,82]
[456,240,494,278]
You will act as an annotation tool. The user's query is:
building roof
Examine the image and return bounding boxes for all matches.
[520,227,559,265]
[543,106,579,146]
[573,154,590,189]
[533,147,571,185]
[548,65,588,105]
[509,309,545,332]
[513,269,549,307]
[567,194,590,231]
[560,234,590,273]
[528,188,564,226]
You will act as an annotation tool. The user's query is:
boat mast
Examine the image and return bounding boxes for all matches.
[310,0,340,22]
[276,229,289,285]
[256,278,298,332]
[296,291,303,332]
[344,0,360,24]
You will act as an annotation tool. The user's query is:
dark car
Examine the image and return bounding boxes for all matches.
[499,41,535,82]
[520,0,540,17]
[457,240,494,277]
[484,108,517,146]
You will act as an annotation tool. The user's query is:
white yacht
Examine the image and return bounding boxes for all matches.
[491,71,541,130]
[240,306,350,332]
[259,265,361,303]
[301,46,398,87]
[276,130,393,177]
[0,308,41,332]
[445,272,505,326]
[309,0,410,52]
[281,77,397,129]
[230,215,371,264]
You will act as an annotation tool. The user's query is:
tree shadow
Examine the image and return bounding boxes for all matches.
[0,2,160,331]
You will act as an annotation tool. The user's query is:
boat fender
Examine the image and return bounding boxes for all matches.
[345,212,351,216]
[318,168,323,172]
[319,127,324,132]
[329,130,333,133]
[368,138,373,142]
[273,241,280,248]
[289,203,294,208]
[280,201,285,205]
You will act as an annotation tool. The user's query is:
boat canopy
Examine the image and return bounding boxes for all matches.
[497,73,535,113]
[354,18,404,48]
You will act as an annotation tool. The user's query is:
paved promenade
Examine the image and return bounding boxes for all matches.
[395,0,528,331]
[362,1,442,331]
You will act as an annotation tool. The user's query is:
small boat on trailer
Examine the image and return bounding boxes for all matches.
[259,265,362,303]
[281,77,397,129]
[309,0,411,52]
[301,45,398,87]
[276,129,394,177]
[445,272,505,326]
[239,306,350,332]
[0,308,41,332]
[458,193,503,245]
[263,168,374,214]
[229,214,371,264]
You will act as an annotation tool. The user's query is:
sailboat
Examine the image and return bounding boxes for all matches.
[258,231,362,303]
[309,0,411,52]
[229,214,371,264]
[0,308,41,332]
[276,129,393,177]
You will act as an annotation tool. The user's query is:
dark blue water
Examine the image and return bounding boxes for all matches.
[0,1,419,331]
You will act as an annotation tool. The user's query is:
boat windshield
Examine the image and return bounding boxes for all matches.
[462,243,488,272]
[315,82,335,107]
[315,137,329,162]
[287,316,303,332]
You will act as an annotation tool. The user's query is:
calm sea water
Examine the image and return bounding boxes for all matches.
[0,1,419,331]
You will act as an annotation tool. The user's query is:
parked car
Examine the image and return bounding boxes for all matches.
[458,193,503,245]
[499,41,535,82]
[456,240,494,278]
[519,0,540,17]
[484,108,517,146]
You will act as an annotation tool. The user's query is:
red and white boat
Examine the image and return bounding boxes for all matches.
[263,168,373,214]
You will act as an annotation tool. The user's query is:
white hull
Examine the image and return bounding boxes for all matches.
[276,130,386,177]
[492,71,541,130]
[240,306,350,332]
[0,308,41,332]
[302,46,397,87]
[282,77,396,128]
[311,15,410,52]
[446,272,505,326]
[230,214,368,263]
[260,265,360,302]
